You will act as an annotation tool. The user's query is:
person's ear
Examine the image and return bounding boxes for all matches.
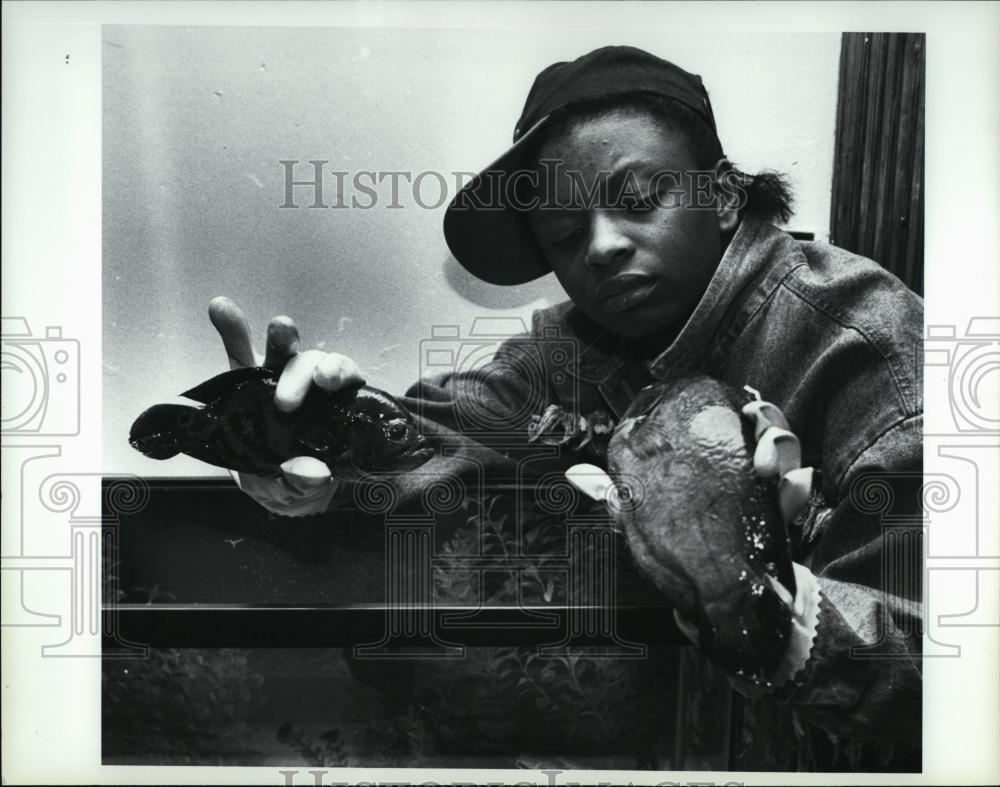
[712,159,741,234]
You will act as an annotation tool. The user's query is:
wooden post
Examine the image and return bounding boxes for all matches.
[830,33,925,296]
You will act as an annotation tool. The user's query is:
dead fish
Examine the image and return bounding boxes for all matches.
[602,373,796,686]
[129,367,434,479]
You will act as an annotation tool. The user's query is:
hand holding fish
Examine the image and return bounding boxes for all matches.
[564,374,820,690]
[130,298,432,518]
[208,296,365,408]
[207,296,366,514]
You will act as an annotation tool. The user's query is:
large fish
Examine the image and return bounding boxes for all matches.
[601,373,796,686]
[129,367,434,478]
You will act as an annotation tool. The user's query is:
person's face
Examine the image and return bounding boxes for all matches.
[529,110,736,347]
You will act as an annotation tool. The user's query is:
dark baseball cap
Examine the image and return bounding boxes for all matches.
[443,46,720,285]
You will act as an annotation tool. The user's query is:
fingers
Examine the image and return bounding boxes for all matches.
[209,296,260,369]
[742,396,799,476]
[778,466,814,525]
[275,349,329,412]
[565,463,615,502]
[210,299,360,414]
[264,316,300,370]
[313,353,365,392]
[208,299,302,371]
[232,465,340,517]
[741,400,790,440]
[753,427,801,478]
[276,350,365,411]
[742,393,814,524]
[280,456,332,488]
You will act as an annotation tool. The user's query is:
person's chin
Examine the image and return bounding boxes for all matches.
[583,303,658,338]
[623,299,676,330]
[607,317,670,344]
[621,308,687,348]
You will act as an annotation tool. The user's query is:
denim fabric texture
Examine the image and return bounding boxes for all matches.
[349,218,922,756]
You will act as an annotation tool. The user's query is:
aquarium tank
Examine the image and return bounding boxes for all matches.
[102,478,734,769]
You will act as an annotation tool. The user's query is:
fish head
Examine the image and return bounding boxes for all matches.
[577,374,795,682]
[343,388,434,470]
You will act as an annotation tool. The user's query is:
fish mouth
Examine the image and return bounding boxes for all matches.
[129,433,164,458]
[405,444,436,463]
[595,274,658,314]
[388,439,436,467]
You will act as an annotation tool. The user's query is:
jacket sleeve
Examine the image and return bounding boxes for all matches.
[399,332,553,446]
[775,413,923,741]
[328,331,569,511]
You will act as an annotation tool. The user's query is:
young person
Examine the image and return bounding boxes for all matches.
[211,46,922,769]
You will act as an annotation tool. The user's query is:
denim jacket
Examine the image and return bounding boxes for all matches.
[390,218,922,759]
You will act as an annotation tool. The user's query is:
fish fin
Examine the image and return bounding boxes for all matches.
[181,367,276,403]
[129,403,208,459]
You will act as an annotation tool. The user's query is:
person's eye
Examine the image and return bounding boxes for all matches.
[552,226,585,249]
[625,186,678,213]
[656,188,685,209]
[625,194,656,213]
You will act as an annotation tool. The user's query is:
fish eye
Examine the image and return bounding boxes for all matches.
[386,419,409,441]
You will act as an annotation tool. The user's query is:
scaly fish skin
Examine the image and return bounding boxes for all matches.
[607,373,795,686]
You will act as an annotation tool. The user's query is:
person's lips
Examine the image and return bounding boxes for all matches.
[595,274,659,314]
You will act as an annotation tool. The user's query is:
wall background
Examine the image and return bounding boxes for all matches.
[104,26,840,476]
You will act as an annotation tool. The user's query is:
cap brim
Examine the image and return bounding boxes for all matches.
[443,117,553,286]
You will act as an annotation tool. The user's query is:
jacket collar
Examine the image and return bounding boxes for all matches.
[544,219,808,384]
[646,218,807,377]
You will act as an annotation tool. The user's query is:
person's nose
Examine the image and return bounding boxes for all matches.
[584,212,635,269]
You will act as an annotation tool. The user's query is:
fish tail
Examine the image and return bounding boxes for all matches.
[129,403,212,460]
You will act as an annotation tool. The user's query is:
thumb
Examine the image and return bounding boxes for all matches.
[280,456,334,490]
[752,426,801,478]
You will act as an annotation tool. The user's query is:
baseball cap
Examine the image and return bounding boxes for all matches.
[443,45,720,285]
